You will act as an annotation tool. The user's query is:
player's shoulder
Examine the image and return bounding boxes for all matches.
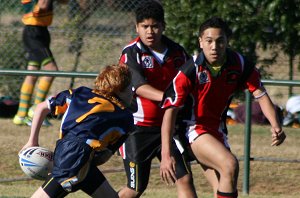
[226,49,251,66]
[226,49,256,73]
[73,86,91,92]
[122,37,140,52]
[70,86,95,97]
[163,35,185,50]
[225,49,240,62]
[180,51,205,71]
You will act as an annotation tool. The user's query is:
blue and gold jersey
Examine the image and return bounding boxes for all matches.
[48,86,134,151]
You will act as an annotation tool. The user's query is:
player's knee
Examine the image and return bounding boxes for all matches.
[118,187,143,198]
[131,186,146,197]
[43,62,58,71]
[176,173,194,186]
[25,75,38,83]
[176,174,197,195]
[221,156,239,179]
[175,175,197,198]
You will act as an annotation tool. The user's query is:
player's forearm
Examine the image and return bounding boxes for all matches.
[256,93,286,146]
[257,94,281,129]
[161,108,178,157]
[28,101,51,145]
[38,0,51,10]
[136,84,163,102]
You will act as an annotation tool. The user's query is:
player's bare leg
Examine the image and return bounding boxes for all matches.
[175,173,198,198]
[31,187,50,198]
[118,187,142,198]
[119,169,197,198]
[33,61,57,106]
[201,165,220,198]
[43,62,58,82]
[191,133,239,194]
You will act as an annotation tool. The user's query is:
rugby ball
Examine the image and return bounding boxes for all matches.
[18,146,54,180]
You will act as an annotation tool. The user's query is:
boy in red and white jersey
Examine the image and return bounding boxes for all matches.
[160,17,286,198]
[118,1,197,198]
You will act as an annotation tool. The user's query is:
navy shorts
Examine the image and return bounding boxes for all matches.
[23,25,54,67]
[43,136,106,196]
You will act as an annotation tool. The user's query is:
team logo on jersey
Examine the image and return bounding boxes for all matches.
[142,55,154,68]
[129,161,136,188]
[198,70,210,84]
[226,71,239,83]
[129,161,135,167]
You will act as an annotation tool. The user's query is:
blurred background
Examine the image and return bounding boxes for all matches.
[0,1,299,196]
[0,0,299,106]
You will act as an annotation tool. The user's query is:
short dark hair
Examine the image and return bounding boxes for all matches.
[198,17,232,39]
[135,0,165,24]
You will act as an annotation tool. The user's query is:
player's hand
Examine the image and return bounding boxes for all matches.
[19,142,39,154]
[271,128,286,146]
[160,155,177,185]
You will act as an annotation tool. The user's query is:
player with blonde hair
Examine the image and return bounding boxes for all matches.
[21,64,134,198]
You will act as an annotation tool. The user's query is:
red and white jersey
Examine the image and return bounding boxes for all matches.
[161,49,263,143]
[120,36,189,127]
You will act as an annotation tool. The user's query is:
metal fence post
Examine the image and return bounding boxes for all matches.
[243,90,252,195]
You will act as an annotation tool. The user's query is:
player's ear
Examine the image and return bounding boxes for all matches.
[198,37,203,49]
[135,23,139,34]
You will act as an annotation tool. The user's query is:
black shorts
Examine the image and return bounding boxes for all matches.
[43,136,106,197]
[23,25,54,67]
[120,126,191,192]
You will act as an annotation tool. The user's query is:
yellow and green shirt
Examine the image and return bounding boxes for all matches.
[21,0,53,26]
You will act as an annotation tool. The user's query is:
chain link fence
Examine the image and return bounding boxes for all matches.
[0,0,299,106]
[0,0,142,100]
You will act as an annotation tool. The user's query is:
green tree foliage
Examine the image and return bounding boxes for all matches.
[162,0,300,82]
[163,0,263,61]
[261,0,300,56]
[163,0,205,55]
[259,0,300,95]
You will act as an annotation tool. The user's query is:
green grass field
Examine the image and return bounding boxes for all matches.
[0,118,299,198]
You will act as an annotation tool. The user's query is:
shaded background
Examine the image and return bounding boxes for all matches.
[0,0,299,106]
